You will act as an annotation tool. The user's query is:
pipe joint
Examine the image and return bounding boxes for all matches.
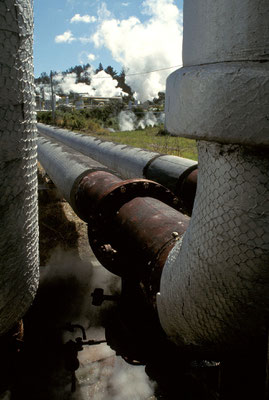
[75,170,186,278]
[76,170,180,222]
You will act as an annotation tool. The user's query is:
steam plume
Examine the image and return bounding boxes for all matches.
[36,67,128,99]
[92,0,183,102]
[118,111,165,131]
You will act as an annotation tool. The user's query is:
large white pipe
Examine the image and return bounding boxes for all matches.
[0,0,39,335]
[165,1,269,147]
[157,0,269,350]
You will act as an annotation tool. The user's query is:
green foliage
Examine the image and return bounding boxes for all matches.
[37,108,110,134]
[105,65,117,78]
[37,111,53,124]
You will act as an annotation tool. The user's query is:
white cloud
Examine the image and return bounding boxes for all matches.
[91,0,183,102]
[122,2,129,6]
[55,30,76,43]
[70,13,97,23]
[87,53,96,61]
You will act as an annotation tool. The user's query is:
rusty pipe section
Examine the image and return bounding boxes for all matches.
[37,123,197,214]
[38,134,189,304]
[75,171,189,300]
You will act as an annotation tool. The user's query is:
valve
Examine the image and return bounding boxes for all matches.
[63,323,106,392]
[91,288,119,306]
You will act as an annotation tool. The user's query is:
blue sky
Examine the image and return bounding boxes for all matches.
[34,0,183,101]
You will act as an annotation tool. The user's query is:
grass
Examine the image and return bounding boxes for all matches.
[85,126,198,161]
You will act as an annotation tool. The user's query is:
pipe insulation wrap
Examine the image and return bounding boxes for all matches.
[183,0,269,66]
[0,0,39,334]
[157,141,269,349]
[37,124,159,179]
[37,124,197,193]
[165,62,269,147]
[165,0,269,146]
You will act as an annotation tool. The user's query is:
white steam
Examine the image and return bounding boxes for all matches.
[118,111,137,131]
[118,110,164,131]
[36,67,128,99]
[102,358,156,400]
[92,0,183,102]
[39,248,156,399]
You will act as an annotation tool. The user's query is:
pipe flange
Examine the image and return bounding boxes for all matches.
[87,179,180,277]
[91,178,180,220]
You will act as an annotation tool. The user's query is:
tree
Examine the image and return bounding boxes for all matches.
[105,65,117,78]
[35,71,50,85]
[95,62,104,73]
[153,91,165,105]
[115,69,133,97]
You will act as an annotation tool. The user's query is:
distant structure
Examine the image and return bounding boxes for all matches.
[35,93,123,111]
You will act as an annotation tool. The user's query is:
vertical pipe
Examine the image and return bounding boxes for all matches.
[158,0,269,352]
[0,0,39,335]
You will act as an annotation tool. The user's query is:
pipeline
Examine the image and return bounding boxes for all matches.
[1,0,268,397]
[38,134,189,296]
[37,134,212,388]
[37,133,269,398]
[37,123,197,215]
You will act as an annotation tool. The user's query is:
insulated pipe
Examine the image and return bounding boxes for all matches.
[158,0,269,352]
[37,123,197,211]
[37,135,189,304]
[165,2,269,146]
[0,0,39,335]
[37,134,116,219]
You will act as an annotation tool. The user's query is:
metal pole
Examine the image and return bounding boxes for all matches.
[50,71,55,123]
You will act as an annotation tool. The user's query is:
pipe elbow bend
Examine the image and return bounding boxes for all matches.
[157,141,269,351]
